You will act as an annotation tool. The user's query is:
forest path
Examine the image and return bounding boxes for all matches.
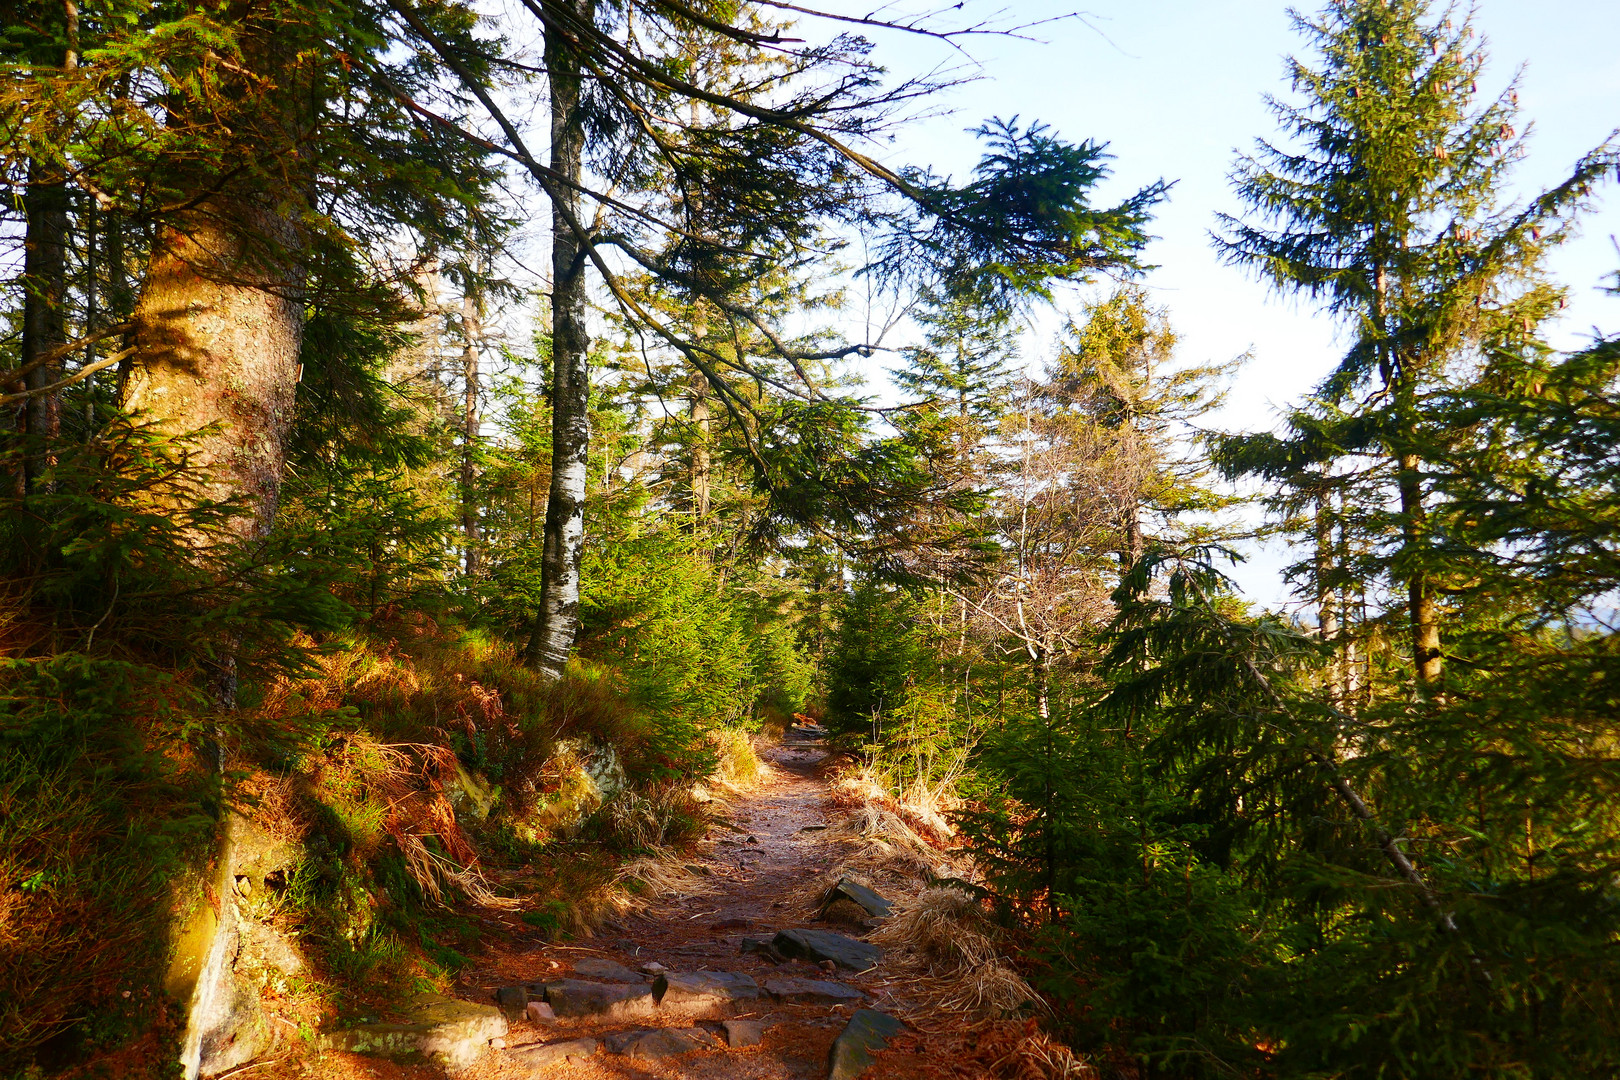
[462,727,902,1080]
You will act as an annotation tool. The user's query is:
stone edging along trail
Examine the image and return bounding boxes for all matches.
[325,723,917,1080]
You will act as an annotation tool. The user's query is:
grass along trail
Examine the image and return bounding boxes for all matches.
[285,725,1083,1080]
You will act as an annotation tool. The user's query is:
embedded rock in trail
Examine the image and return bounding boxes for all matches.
[820,898,877,929]
[603,1027,715,1059]
[821,878,892,919]
[773,928,882,971]
[538,979,656,1020]
[316,994,507,1069]
[510,1038,597,1069]
[828,1010,906,1080]
[652,970,760,1009]
[740,937,787,964]
[525,1001,555,1023]
[572,957,647,983]
[764,976,865,1006]
[722,1019,766,1047]
[494,985,527,1021]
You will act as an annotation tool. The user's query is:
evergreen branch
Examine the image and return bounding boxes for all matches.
[0,321,132,385]
[0,347,135,406]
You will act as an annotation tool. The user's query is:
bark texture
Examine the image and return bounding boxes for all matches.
[19,157,68,492]
[461,287,484,576]
[120,204,304,544]
[527,0,597,678]
[1398,452,1444,688]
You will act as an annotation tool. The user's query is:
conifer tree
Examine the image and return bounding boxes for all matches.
[1215,0,1617,692]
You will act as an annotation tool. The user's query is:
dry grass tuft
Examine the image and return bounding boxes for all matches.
[615,853,718,902]
[873,886,1038,1017]
[709,726,770,794]
[822,799,953,877]
[874,885,1000,968]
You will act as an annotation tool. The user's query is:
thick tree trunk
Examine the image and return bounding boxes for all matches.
[527,0,596,678]
[121,203,304,545]
[461,287,483,576]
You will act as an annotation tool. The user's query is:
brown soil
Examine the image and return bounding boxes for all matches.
[450,733,903,1080]
[245,733,1006,1080]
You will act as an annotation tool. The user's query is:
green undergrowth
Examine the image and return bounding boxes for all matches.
[0,424,805,1076]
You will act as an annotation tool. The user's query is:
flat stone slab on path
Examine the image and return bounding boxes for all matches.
[653,970,760,1009]
[772,928,883,972]
[828,1010,906,1080]
[316,994,507,1070]
[537,979,656,1020]
[764,976,865,1006]
[494,984,527,1020]
[822,878,892,919]
[722,1019,765,1047]
[573,958,648,983]
[603,1027,715,1059]
[509,1038,598,1070]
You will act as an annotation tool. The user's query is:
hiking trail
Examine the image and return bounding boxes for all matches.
[437,723,920,1080]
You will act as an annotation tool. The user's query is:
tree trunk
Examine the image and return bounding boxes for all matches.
[526,0,596,678]
[19,156,68,493]
[1398,451,1443,688]
[1034,648,1050,722]
[690,369,712,522]
[460,286,483,576]
[1314,487,1342,705]
[120,202,305,545]
[18,1,76,492]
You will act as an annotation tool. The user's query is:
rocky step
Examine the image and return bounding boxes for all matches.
[653,970,760,1009]
[829,1010,906,1080]
[603,1026,716,1060]
[531,978,656,1021]
[496,965,869,1030]
[763,976,865,1006]
[316,994,507,1070]
[771,928,883,972]
[506,1019,771,1069]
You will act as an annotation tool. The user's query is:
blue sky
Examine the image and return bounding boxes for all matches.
[838,0,1620,606]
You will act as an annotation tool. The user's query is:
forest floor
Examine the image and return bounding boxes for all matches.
[266,728,1008,1080]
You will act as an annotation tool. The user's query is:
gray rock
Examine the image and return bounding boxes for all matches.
[603,1027,714,1059]
[821,898,877,929]
[772,928,882,972]
[525,1001,555,1023]
[510,1037,597,1069]
[541,979,656,1020]
[722,1019,765,1048]
[494,985,527,1021]
[828,1010,905,1080]
[764,976,865,1006]
[238,919,304,977]
[740,937,787,964]
[317,994,508,1070]
[652,971,760,1009]
[822,879,892,919]
[573,958,648,983]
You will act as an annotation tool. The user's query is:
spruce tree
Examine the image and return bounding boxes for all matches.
[1215,0,1616,693]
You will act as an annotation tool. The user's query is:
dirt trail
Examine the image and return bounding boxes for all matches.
[461,728,900,1080]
